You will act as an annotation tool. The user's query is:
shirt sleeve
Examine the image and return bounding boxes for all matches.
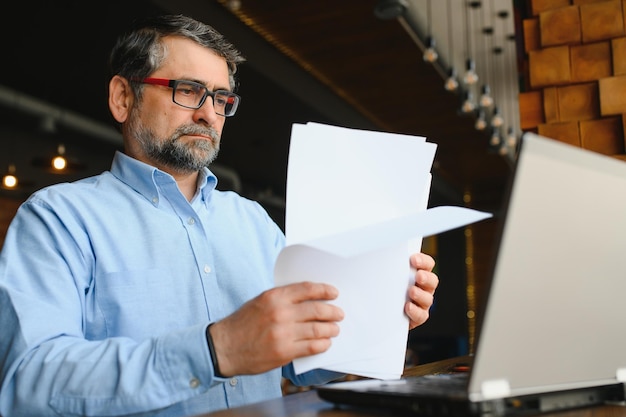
[0,197,221,417]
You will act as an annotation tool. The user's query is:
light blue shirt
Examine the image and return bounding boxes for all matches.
[0,151,339,417]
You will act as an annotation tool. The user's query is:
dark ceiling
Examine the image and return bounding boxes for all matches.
[0,0,515,228]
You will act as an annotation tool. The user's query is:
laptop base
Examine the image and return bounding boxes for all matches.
[317,378,625,417]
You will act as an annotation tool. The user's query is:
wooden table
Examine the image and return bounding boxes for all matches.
[197,356,626,417]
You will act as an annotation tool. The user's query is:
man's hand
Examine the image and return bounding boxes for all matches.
[406,253,439,330]
[209,282,344,377]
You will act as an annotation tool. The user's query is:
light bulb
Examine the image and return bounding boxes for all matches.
[52,155,67,171]
[461,92,475,113]
[506,127,517,148]
[52,143,67,171]
[444,70,459,92]
[463,59,479,85]
[490,130,501,147]
[479,85,493,108]
[475,110,487,130]
[2,164,18,188]
[491,107,504,128]
[422,37,438,63]
[2,174,17,188]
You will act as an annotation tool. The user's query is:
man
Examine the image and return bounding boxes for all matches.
[0,14,438,416]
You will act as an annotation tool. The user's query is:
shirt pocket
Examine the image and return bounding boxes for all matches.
[94,268,207,340]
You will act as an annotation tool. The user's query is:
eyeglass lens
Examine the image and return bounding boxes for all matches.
[173,81,239,116]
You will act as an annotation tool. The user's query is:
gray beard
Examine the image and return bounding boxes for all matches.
[131,118,221,173]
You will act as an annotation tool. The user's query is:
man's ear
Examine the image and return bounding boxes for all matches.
[108,75,133,123]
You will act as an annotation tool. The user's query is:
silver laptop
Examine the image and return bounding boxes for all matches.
[316,132,626,416]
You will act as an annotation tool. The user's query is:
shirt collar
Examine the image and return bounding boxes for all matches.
[110,151,218,207]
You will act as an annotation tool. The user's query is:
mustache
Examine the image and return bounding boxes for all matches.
[172,124,220,142]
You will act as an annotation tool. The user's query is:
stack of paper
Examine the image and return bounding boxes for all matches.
[274,122,491,379]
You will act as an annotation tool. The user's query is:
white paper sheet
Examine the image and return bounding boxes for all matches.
[275,122,492,379]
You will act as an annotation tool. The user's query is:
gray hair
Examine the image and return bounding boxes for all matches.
[109,14,245,99]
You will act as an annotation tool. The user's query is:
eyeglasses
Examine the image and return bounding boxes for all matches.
[134,77,240,117]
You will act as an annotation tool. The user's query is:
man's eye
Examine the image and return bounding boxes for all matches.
[178,87,196,96]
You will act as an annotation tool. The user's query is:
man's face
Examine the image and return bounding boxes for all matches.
[125,36,232,174]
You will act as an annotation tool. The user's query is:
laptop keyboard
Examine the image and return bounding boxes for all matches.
[369,373,469,396]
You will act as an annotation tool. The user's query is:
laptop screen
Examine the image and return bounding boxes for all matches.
[469,132,626,401]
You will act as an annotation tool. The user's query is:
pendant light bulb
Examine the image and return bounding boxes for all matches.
[491,107,504,128]
[444,68,459,92]
[423,37,438,63]
[490,129,501,147]
[461,92,476,114]
[479,84,493,108]
[52,144,67,171]
[463,59,479,85]
[475,110,487,130]
[2,164,18,188]
[506,127,518,148]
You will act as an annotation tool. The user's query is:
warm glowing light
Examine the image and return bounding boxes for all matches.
[463,59,479,85]
[422,37,438,63]
[2,174,17,188]
[491,107,504,128]
[444,67,459,91]
[475,111,487,130]
[444,76,458,92]
[52,156,67,170]
[506,128,518,148]
[479,85,493,108]
[423,47,438,63]
[490,131,501,147]
[461,92,475,113]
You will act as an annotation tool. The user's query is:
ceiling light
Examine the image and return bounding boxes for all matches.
[474,110,487,131]
[444,68,459,92]
[32,143,86,174]
[491,106,504,128]
[461,91,476,114]
[479,84,493,108]
[2,164,18,189]
[489,128,501,147]
[423,37,438,63]
[52,144,67,171]
[463,59,479,85]
[506,127,518,148]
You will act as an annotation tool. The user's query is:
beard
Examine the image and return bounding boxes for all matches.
[128,114,221,173]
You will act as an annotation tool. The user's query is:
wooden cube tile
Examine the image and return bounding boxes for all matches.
[580,0,625,43]
[543,87,560,123]
[599,75,626,115]
[538,121,581,146]
[519,91,545,129]
[540,5,582,47]
[557,82,600,121]
[532,0,573,15]
[570,41,612,82]
[580,116,625,154]
[612,37,626,75]
[524,18,541,52]
[529,45,572,88]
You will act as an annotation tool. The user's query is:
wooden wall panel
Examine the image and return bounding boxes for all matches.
[521,1,626,160]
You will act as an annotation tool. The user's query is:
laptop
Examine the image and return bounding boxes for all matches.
[316,132,626,416]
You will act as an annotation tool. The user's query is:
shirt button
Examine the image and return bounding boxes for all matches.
[229,378,238,387]
[152,197,159,204]
[188,218,195,225]
[204,265,212,273]
[189,377,201,389]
